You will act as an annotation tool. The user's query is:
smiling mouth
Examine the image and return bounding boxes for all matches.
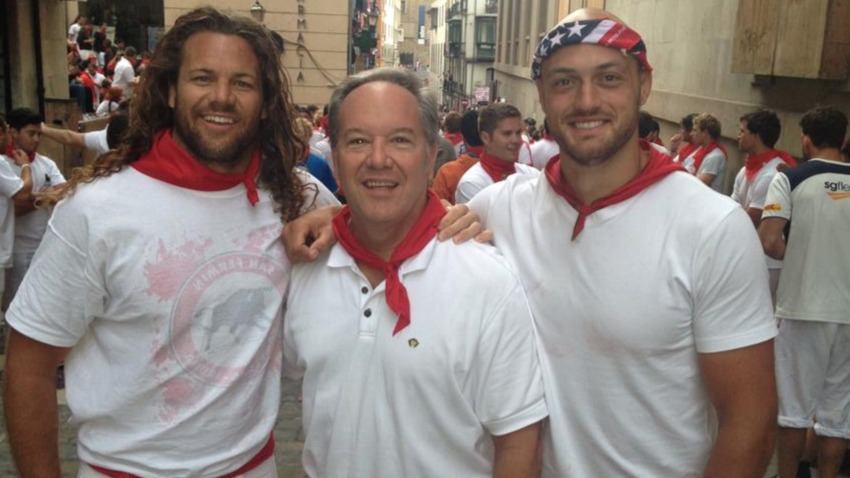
[363,180,398,189]
[572,120,605,129]
[203,115,236,125]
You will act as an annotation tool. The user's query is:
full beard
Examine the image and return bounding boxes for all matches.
[174,109,260,169]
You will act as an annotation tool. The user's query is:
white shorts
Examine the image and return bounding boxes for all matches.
[78,456,278,478]
[776,319,850,438]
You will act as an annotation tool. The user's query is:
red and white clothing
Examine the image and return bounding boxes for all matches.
[112,56,136,97]
[455,160,538,204]
[6,163,336,476]
[731,156,788,273]
[517,140,533,166]
[284,238,547,477]
[683,146,727,193]
[529,137,559,170]
[468,149,777,476]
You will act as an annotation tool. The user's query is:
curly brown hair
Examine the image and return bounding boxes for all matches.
[52,7,309,221]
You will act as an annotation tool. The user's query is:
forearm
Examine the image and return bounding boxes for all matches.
[3,331,65,478]
[492,422,542,478]
[702,414,776,478]
[40,124,85,149]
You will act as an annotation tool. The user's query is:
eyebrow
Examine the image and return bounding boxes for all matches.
[184,67,257,79]
[547,61,630,75]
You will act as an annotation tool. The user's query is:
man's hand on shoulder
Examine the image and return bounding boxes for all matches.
[437,200,492,244]
[281,205,342,263]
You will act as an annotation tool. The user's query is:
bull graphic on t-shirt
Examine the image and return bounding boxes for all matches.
[194,287,273,352]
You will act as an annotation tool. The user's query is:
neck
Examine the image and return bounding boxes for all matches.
[811,147,844,163]
[560,137,647,204]
[750,143,771,156]
[484,149,513,163]
[349,202,427,262]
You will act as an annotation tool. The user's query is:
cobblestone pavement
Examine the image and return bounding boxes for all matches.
[0,376,305,477]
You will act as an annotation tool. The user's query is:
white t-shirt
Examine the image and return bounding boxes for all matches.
[762,159,850,324]
[0,156,24,268]
[96,100,120,117]
[731,156,787,270]
[68,23,81,43]
[312,138,332,171]
[9,153,65,255]
[529,138,559,170]
[517,140,533,166]
[112,57,135,96]
[468,169,777,477]
[284,238,547,478]
[684,147,726,192]
[84,128,110,155]
[6,167,337,476]
[455,162,539,204]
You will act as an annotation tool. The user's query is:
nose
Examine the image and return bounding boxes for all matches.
[211,80,235,104]
[367,137,391,169]
[575,82,600,113]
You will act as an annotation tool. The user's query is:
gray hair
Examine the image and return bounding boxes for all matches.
[327,68,439,150]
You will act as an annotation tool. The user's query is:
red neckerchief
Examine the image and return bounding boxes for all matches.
[332,189,446,336]
[132,130,261,205]
[744,149,797,180]
[4,143,35,163]
[652,137,665,147]
[545,140,684,240]
[444,132,463,146]
[692,142,727,173]
[677,143,697,162]
[466,145,484,158]
[479,151,516,183]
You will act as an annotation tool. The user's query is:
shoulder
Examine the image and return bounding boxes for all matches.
[428,239,523,290]
[784,159,850,191]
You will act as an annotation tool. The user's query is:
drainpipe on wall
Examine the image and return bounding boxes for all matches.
[31,0,46,114]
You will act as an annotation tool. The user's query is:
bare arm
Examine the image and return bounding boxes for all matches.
[3,328,71,478]
[492,421,543,478]
[696,172,717,187]
[40,123,87,149]
[699,340,777,478]
[10,151,35,215]
[744,207,763,228]
[758,217,788,260]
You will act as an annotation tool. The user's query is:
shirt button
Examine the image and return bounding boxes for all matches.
[361,286,368,294]
[364,309,372,318]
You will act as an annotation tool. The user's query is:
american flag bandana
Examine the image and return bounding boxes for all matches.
[531,18,653,80]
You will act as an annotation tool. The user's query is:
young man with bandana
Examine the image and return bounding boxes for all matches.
[732,109,796,299]
[3,7,337,477]
[685,112,729,192]
[455,103,539,204]
[2,108,66,308]
[284,67,546,478]
[283,8,778,477]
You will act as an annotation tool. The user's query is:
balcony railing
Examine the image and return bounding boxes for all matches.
[448,42,464,58]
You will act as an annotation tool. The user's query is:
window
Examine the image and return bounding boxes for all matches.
[475,17,496,61]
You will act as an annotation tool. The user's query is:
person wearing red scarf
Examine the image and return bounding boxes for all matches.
[2,8,340,478]
[454,103,539,203]
[686,113,728,192]
[732,110,798,299]
[433,109,484,203]
[284,68,546,478]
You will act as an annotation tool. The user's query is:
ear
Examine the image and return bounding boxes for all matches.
[426,142,438,176]
[480,130,492,147]
[638,70,652,106]
[168,82,176,109]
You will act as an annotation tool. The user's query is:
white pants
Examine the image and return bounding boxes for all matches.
[78,456,278,478]
[776,319,850,438]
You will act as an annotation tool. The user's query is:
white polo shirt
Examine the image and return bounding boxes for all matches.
[469,170,777,477]
[285,238,547,478]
